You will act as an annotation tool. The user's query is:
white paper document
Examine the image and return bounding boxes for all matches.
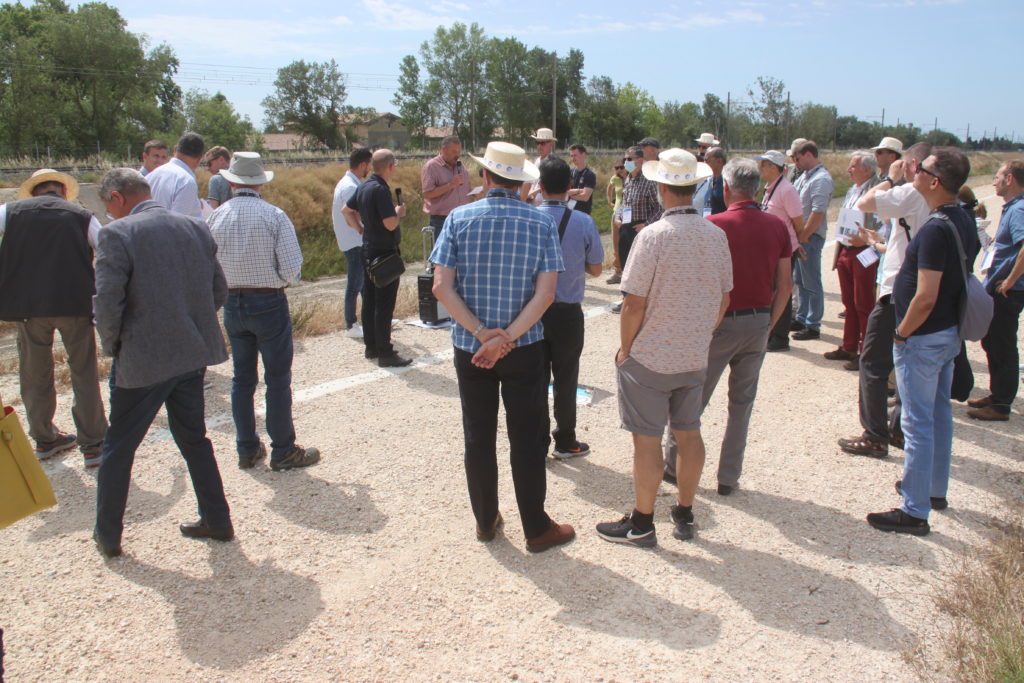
[856,247,880,268]
[837,208,865,245]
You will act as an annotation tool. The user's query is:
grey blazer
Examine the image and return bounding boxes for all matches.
[94,200,228,389]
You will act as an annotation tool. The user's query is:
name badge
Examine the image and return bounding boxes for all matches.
[621,206,632,224]
[980,247,996,273]
[702,208,713,218]
[856,248,880,268]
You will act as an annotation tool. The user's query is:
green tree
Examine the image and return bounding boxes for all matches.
[573,76,626,148]
[747,76,790,149]
[44,3,179,151]
[484,37,532,142]
[419,22,492,149]
[616,82,661,143]
[391,54,431,149]
[183,90,254,150]
[657,101,702,147]
[262,59,348,150]
[700,93,726,139]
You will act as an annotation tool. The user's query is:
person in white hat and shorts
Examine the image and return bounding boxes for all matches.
[522,127,557,205]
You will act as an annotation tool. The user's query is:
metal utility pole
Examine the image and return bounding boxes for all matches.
[785,92,791,147]
[725,91,731,149]
[551,52,558,138]
[881,108,885,128]
[934,117,938,132]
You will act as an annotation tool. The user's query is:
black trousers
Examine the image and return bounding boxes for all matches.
[362,247,401,357]
[858,297,896,443]
[618,223,639,272]
[541,302,585,450]
[981,289,1024,413]
[768,261,798,347]
[454,343,552,539]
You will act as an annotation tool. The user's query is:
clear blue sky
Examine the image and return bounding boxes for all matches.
[110,0,1022,143]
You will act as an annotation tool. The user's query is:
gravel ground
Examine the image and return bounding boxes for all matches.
[1,186,1021,681]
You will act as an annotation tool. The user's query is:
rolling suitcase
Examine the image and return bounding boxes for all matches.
[419,226,450,324]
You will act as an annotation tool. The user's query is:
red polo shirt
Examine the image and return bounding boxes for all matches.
[708,201,792,312]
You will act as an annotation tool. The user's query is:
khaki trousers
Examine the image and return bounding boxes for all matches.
[16,316,107,449]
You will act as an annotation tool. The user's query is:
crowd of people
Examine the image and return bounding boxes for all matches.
[1,124,1020,556]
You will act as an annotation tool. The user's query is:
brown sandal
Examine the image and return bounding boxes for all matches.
[837,436,887,458]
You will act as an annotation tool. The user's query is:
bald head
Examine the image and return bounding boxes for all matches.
[372,149,396,175]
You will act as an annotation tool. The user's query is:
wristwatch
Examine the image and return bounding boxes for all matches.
[894,331,908,343]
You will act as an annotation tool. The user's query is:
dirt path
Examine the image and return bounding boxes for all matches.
[1,229,1022,680]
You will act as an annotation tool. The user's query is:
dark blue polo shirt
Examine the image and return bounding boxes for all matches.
[347,173,398,251]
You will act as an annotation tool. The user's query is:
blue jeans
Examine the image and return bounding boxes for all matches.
[794,233,824,330]
[223,291,295,463]
[343,246,363,328]
[95,365,229,546]
[894,326,961,519]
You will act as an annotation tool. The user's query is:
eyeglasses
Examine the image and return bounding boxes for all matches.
[624,156,635,160]
[614,165,624,170]
[918,165,940,180]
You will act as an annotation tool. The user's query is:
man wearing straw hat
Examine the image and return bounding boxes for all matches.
[0,169,107,465]
[431,141,575,553]
[208,152,320,472]
[596,149,732,548]
[523,127,558,205]
[694,133,718,162]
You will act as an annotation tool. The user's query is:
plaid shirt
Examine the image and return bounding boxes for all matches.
[207,189,303,288]
[430,188,564,352]
[623,172,661,224]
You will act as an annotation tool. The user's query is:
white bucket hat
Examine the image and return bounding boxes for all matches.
[18,168,79,202]
[530,127,557,142]
[753,150,787,168]
[219,152,274,185]
[694,132,720,146]
[871,136,904,154]
[788,138,808,158]
[471,141,539,182]
[642,148,712,187]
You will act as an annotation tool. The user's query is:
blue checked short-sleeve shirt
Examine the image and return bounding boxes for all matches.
[430,188,565,352]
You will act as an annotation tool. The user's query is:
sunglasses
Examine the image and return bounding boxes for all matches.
[614,165,624,170]
[918,165,940,181]
[624,156,635,160]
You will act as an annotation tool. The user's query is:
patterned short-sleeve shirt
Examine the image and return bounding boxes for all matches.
[430,188,565,352]
[621,209,733,374]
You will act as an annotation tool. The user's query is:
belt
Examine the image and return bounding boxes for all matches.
[723,306,770,318]
[549,301,582,309]
[429,214,448,219]
[228,287,283,294]
[878,294,892,305]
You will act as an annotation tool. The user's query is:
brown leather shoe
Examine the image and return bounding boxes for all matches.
[967,405,1010,421]
[843,357,860,371]
[966,395,993,409]
[823,347,857,361]
[476,512,503,542]
[526,520,575,553]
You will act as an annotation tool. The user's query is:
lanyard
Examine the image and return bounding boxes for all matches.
[761,178,781,210]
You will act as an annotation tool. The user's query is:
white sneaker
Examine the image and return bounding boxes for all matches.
[345,323,364,339]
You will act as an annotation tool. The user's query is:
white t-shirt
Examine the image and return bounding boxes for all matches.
[873,184,931,297]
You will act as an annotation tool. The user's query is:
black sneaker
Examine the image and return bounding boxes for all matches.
[595,513,657,548]
[866,508,930,536]
[766,339,790,352]
[378,354,413,368]
[238,442,267,470]
[552,441,590,459]
[270,445,321,471]
[670,504,695,541]
[895,480,948,511]
[792,328,821,341]
[789,320,806,332]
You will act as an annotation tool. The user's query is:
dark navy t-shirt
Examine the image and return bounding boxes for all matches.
[893,204,980,336]
[347,173,398,251]
[570,166,597,215]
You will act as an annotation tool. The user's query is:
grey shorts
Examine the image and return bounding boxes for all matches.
[616,356,706,436]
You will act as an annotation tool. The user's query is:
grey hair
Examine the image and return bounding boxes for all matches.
[851,150,878,174]
[99,168,150,201]
[721,158,760,199]
[705,146,727,163]
[441,135,461,148]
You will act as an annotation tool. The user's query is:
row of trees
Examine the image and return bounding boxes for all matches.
[0,0,255,159]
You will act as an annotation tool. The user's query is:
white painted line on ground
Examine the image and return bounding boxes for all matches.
[149,303,613,442]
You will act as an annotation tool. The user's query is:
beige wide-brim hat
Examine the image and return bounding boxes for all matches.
[694,132,720,146]
[471,141,539,182]
[642,148,712,187]
[872,136,904,154]
[18,168,79,202]
[788,138,808,157]
[530,127,557,142]
[219,151,274,185]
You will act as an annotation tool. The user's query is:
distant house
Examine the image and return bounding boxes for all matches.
[261,133,326,153]
[341,112,409,150]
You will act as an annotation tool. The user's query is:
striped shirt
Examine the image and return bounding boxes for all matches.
[623,172,661,224]
[430,188,565,352]
[207,189,303,288]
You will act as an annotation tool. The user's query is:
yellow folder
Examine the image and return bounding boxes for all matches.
[0,393,57,529]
